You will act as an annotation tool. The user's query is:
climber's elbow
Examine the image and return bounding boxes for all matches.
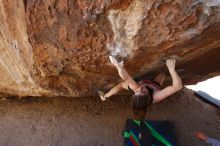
[173,81,183,92]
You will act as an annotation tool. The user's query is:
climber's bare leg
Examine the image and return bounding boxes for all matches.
[153,72,165,86]
[99,56,139,101]
[104,82,128,99]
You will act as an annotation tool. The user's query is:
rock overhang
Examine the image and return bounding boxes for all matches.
[0,0,219,97]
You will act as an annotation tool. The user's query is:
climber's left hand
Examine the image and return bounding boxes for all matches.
[109,56,124,69]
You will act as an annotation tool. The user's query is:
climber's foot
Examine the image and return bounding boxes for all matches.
[97,89,106,101]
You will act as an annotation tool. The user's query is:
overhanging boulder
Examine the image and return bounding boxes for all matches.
[0,0,220,97]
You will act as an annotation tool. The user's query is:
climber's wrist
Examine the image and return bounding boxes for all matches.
[168,68,175,73]
[116,65,123,70]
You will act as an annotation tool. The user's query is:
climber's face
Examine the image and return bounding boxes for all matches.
[134,85,149,97]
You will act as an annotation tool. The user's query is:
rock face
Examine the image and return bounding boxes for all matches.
[0,0,220,97]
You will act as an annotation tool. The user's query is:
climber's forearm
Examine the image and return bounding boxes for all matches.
[116,67,139,90]
[169,69,182,91]
[116,66,131,81]
[153,69,182,103]
[108,56,139,90]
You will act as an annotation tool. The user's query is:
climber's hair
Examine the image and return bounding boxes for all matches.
[131,94,152,120]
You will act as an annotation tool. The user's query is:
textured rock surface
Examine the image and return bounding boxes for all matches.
[0,0,49,97]
[0,0,220,97]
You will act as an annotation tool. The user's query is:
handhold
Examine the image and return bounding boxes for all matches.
[162,55,181,62]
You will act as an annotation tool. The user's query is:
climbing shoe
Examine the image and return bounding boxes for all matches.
[97,89,106,101]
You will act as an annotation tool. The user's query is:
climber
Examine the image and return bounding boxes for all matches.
[98,56,183,120]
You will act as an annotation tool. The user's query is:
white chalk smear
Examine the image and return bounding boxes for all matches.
[203,0,220,7]
[180,28,199,39]
[107,43,128,57]
[202,0,220,15]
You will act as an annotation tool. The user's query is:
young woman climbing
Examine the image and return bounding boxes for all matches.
[98,56,183,120]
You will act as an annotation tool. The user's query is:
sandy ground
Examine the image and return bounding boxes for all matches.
[0,88,219,146]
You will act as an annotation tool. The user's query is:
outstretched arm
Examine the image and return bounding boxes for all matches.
[99,56,139,101]
[153,58,183,103]
[109,56,139,91]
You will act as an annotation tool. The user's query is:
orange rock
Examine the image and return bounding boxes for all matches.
[0,0,219,97]
[56,0,68,11]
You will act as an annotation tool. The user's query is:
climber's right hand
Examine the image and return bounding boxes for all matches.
[109,56,124,69]
[166,58,176,72]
